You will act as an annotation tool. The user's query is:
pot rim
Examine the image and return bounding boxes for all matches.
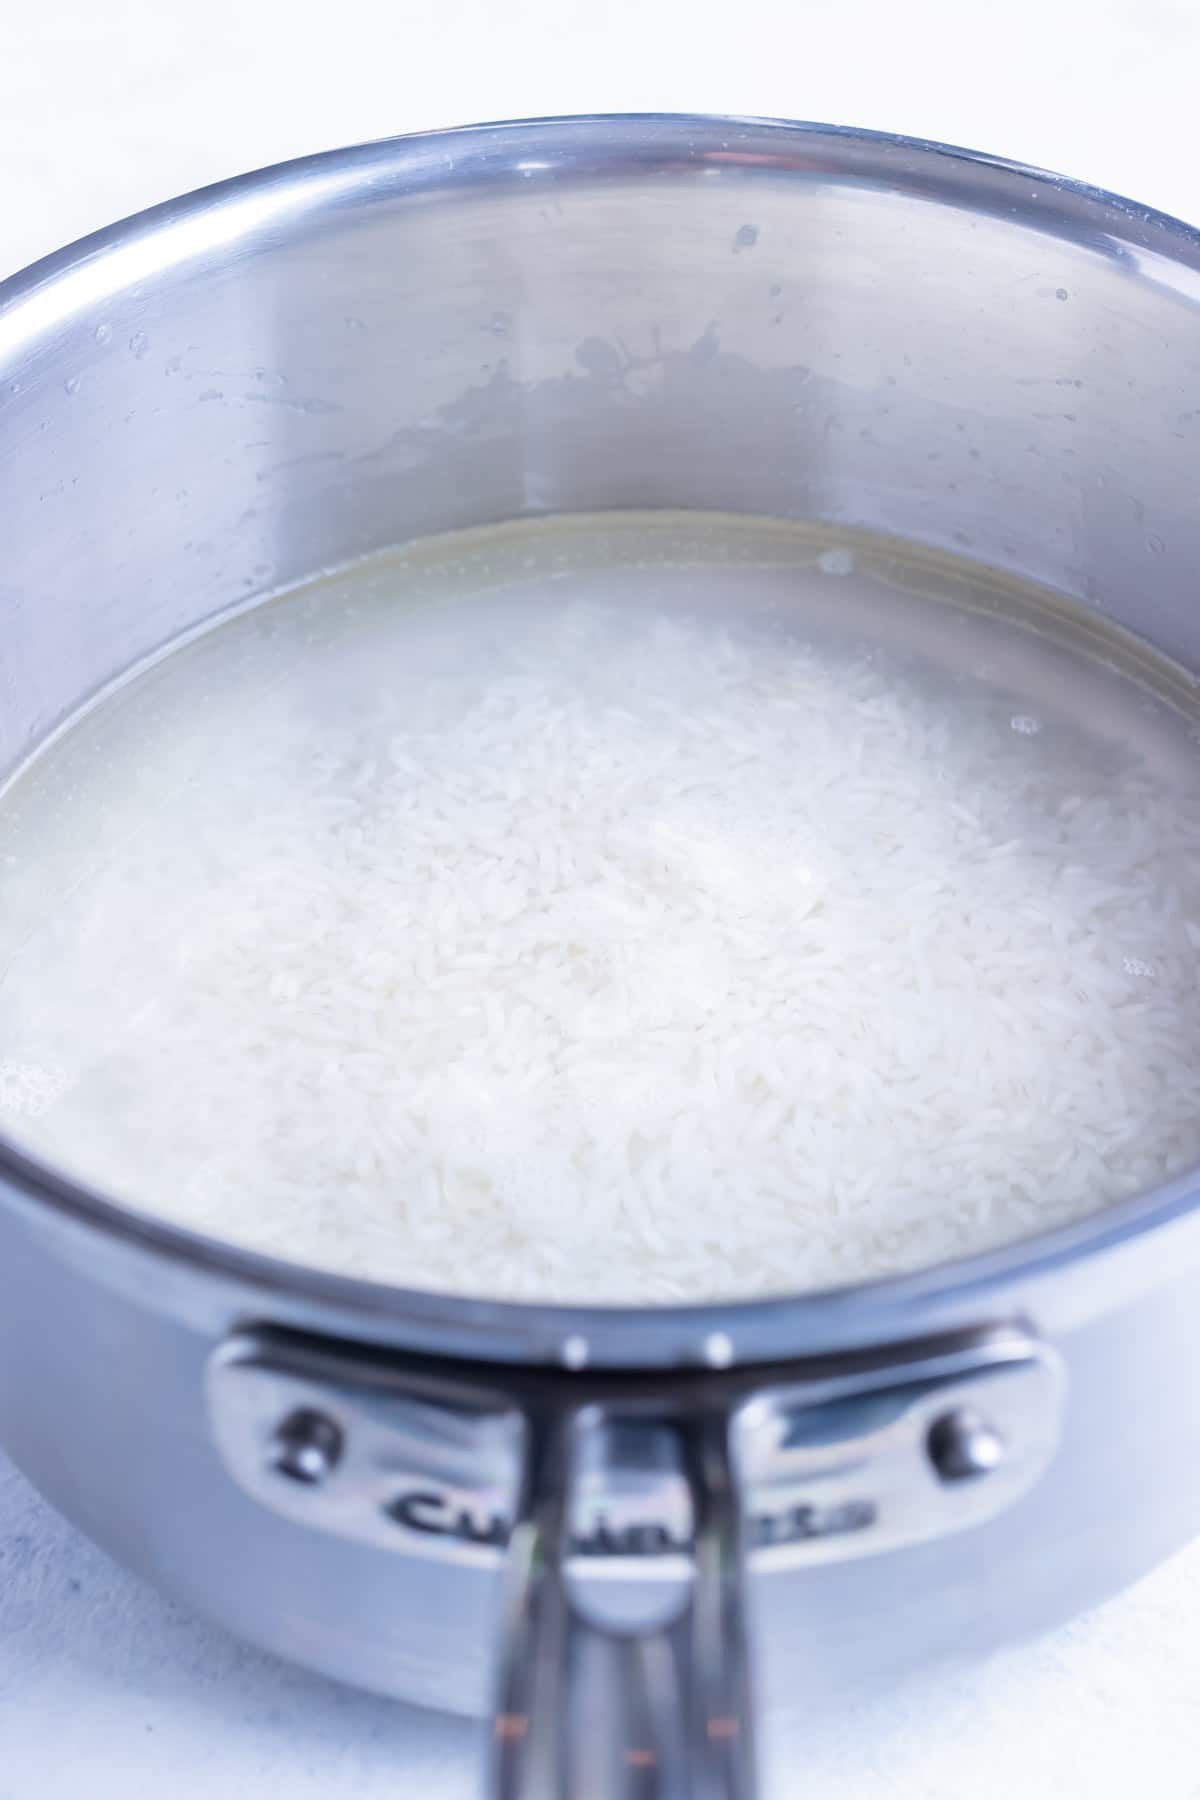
[3,111,1199,1369]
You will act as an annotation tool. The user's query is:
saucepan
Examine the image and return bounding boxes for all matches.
[2,115,1200,1798]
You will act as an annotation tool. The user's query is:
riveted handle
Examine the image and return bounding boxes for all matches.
[490,1402,756,1800]
[207,1318,1064,1784]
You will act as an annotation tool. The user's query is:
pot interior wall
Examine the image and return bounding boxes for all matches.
[4,119,1200,782]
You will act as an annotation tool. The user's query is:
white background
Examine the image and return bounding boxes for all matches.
[4,3,1200,1794]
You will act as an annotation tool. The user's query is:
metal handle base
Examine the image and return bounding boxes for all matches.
[207,1321,1064,1784]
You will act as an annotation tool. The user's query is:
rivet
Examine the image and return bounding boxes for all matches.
[271,1408,344,1485]
[927,1407,1005,1483]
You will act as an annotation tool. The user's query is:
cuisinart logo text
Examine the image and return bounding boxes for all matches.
[386,1488,876,1554]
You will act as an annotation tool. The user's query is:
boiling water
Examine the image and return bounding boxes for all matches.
[2,512,1199,1302]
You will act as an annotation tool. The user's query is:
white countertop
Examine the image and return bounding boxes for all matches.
[4,2,1200,1793]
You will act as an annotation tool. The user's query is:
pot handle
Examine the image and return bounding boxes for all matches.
[207,1321,1064,1793]
[490,1403,757,1800]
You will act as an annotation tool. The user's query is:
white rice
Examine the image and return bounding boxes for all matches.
[3,515,1200,1303]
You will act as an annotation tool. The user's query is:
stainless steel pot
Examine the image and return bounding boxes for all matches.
[3,115,1200,1799]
